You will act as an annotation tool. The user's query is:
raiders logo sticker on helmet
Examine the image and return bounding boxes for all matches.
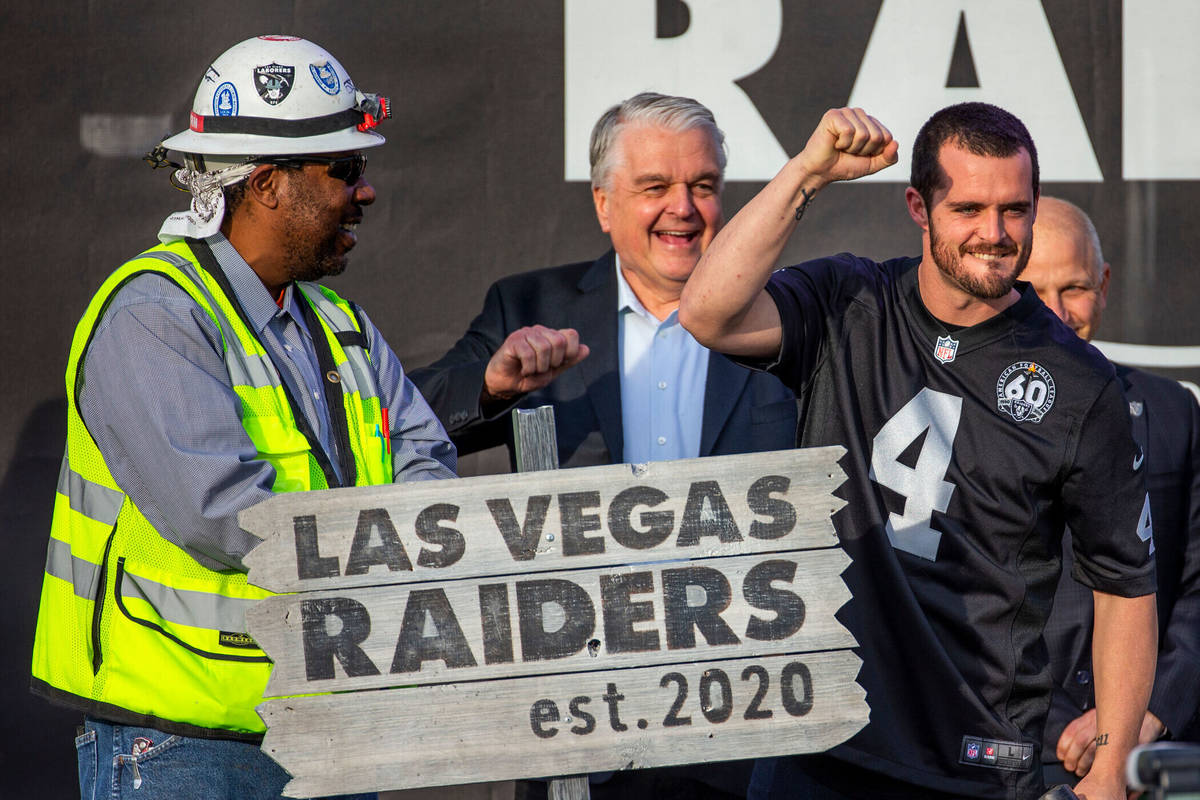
[996,362,1056,423]
[254,63,294,105]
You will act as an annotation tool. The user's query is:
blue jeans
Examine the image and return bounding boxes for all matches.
[76,717,377,800]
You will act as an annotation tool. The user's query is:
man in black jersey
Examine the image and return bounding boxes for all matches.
[1022,197,1200,786]
[678,104,1157,800]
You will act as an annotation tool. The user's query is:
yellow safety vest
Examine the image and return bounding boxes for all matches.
[31,238,393,735]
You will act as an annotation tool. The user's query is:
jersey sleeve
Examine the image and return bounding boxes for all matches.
[1063,376,1157,597]
[758,255,855,391]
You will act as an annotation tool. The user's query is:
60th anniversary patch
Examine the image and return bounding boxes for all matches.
[996,362,1056,423]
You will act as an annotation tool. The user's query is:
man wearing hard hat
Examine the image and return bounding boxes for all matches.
[30,36,456,800]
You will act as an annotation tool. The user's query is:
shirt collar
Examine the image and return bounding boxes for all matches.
[615,254,679,324]
[204,233,293,335]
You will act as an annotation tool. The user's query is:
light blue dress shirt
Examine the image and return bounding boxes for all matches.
[616,256,709,464]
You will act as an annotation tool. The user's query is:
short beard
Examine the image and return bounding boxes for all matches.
[930,219,1029,300]
[285,244,346,284]
[281,175,348,284]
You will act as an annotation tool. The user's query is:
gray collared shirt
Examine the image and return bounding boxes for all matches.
[79,234,456,571]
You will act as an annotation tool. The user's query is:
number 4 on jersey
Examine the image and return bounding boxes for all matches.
[1136,493,1154,555]
[869,388,963,561]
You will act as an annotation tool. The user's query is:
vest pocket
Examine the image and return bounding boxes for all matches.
[111,557,270,663]
[90,528,118,674]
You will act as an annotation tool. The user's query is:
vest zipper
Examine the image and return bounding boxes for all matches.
[91,526,118,674]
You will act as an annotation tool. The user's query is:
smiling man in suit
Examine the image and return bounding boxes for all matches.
[410,92,796,474]
[408,92,795,799]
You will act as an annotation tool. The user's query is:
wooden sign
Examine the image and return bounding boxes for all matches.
[241,447,867,797]
[240,449,844,592]
[260,652,865,798]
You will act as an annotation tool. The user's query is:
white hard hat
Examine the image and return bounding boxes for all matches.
[160,35,390,157]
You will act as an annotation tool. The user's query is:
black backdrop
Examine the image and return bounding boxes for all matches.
[5,2,1199,796]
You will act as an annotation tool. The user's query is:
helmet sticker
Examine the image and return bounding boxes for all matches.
[212,82,238,116]
[254,63,295,105]
[996,362,1056,423]
[310,61,341,95]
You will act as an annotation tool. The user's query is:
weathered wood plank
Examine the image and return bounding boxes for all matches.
[260,651,868,797]
[246,549,853,695]
[547,777,588,800]
[513,406,559,473]
[241,448,846,594]
[513,406,584,800]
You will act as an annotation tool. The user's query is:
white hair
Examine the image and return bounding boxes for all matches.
[588,92,726,189]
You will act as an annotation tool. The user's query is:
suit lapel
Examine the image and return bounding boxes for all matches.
[700,351,751,456]
[571,252,623,462]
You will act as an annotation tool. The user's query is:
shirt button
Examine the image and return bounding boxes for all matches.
[657,436,666,445]
[659,330,669,339]
[658,381,668,390]
[1075,669,1091,685]
[284,345,293,352]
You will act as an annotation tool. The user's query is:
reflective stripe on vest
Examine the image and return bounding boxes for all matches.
[44,534,257,633]
[59,454,123,526]
[32,238,393,734]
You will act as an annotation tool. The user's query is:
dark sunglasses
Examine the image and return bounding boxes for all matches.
[256,153,367,185]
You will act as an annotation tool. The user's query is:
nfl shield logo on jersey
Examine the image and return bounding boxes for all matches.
[996,362,1056,423]
[934,335,959,364]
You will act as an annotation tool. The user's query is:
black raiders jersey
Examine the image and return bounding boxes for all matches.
[760,254,1156,799]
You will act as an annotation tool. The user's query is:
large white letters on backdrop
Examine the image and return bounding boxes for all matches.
[564,0,788,181]
[847,0,1100,182]
[564,0,1112,182]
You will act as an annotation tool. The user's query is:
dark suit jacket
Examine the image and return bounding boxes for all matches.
[409,251,798,467]
[1042,364,1200,758]
[409,252,795,798]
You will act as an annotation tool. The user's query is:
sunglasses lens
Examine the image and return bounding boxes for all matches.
[328,155,365,184]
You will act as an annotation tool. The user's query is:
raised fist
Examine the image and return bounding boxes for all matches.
[796,107,899,185]
[483,325,590,401]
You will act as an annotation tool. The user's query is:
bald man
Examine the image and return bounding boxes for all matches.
[1023,197,1200,787]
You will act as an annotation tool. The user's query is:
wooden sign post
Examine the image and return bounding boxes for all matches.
[240,436,865,798]
[513,406,589,800]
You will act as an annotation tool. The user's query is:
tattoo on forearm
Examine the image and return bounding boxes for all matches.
[794,188,815,221]
[1095,733,1109,747]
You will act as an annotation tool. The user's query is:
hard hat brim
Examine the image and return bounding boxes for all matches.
[160,127,385,156]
